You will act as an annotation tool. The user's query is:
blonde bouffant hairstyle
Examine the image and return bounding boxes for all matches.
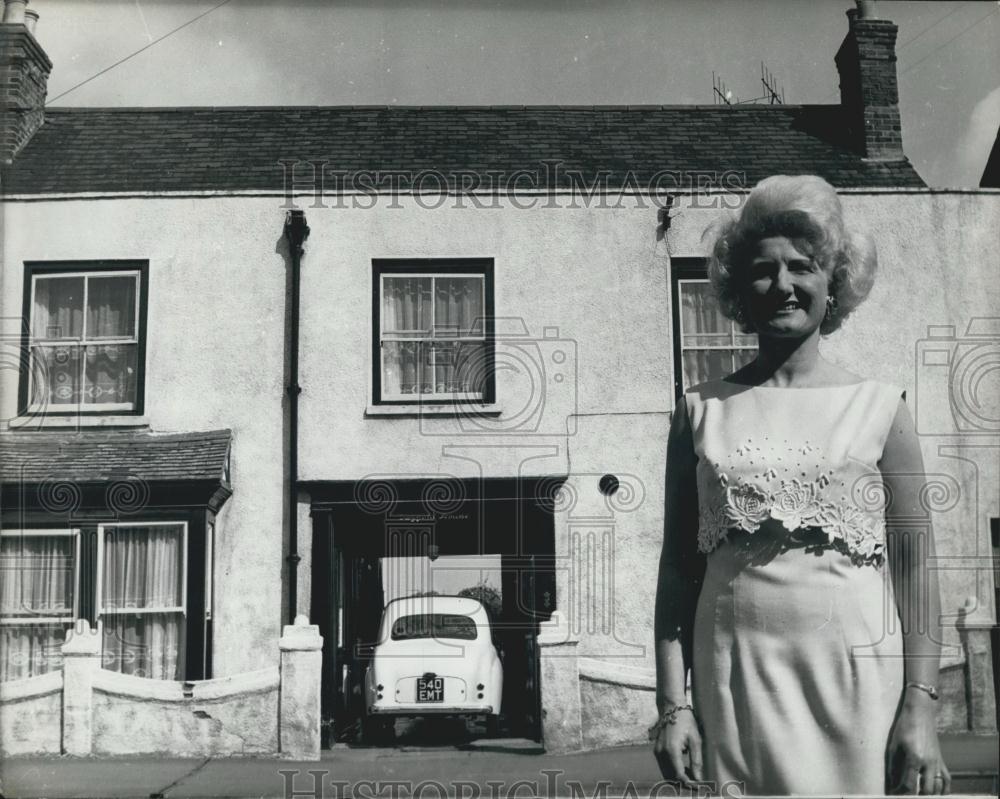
[705,175,877,335]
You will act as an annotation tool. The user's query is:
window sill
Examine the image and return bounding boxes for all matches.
[7,415,151,431]
[364,403,502,419]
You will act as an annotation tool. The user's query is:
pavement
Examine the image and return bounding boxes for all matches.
[0,734,996,799]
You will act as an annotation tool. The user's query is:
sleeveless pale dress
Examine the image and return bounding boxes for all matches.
[685,378,905,796]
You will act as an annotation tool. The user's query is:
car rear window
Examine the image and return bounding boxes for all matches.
[391,613,478,641]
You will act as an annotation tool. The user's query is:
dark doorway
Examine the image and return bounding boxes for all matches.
[307,477,561,747]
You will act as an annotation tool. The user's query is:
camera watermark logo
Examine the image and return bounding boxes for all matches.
[915,318,1000,437]
[417,319,578,438]
[0,316,50,426]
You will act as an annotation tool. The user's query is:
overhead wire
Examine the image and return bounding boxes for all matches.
[896,3,968,51]
[814,3,995,102]
[46,0,235,105]
[898,6,999,78]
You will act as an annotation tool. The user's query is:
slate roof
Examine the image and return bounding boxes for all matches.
[0,105,925,194]
[0,429,232,484]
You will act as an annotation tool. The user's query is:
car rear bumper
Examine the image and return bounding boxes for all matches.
[368,704,495,715]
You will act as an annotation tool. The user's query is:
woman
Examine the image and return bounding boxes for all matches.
[652,175,949,796]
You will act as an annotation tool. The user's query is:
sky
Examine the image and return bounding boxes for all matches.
[29,0,1000,188]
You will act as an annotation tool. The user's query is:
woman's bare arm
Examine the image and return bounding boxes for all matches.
[880,396,949,794]
[880,397,943,696]
[652,395,706,785]
[655,395,704,711]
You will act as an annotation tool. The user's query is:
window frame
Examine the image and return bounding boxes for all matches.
[96,521,188,680]
[20,260,150,417]
[0,528,82,626]
[390,613,479,642]
[371,259,495,406]
[671,258,757,398]
[0,528,82,680]
[96,521,189,618]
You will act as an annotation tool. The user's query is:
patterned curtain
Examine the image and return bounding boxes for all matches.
[86,276,137,405]
[382,276,483,396]
[32,275,137,407]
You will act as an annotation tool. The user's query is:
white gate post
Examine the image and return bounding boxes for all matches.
[538,611,583,753]
[61,620,101,755]
[279,614,324,759]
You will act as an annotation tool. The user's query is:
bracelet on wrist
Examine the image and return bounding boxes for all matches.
[648,703,694,740]
[904,681,939,701]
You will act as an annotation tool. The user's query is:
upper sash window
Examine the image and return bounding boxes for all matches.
[24,262,147,415]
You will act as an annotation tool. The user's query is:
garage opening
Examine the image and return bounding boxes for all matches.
[307,477,561,748]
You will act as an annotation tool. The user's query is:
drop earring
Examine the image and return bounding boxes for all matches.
[825,295,838,322]
[733,300,748,327]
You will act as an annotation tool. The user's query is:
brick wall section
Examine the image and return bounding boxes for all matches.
[0,25,52,166]
[835,11,903,162]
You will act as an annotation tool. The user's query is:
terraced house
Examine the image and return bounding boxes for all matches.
[1,0,996,759]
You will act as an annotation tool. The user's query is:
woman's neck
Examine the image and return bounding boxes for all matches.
[751,332,824,386]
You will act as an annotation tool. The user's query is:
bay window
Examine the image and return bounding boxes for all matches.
[0,522,202,683]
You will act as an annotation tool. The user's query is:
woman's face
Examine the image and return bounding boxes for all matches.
[741,236,831,339]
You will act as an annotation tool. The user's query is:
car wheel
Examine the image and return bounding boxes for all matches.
[485,714,500,738]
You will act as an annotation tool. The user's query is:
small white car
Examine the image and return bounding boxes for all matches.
[363,595,503,740]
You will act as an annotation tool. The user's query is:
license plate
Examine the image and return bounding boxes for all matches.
[416,676,444,702]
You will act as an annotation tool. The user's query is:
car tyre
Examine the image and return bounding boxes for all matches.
[485,714,500,738]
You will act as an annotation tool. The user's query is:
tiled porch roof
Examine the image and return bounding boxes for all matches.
[0,429,232,484]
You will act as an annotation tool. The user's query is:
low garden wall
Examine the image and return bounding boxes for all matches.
[0,616,322,759]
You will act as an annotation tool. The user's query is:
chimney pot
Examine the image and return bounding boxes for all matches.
[23,8,37,34]
[2,0,26,25]
[856,0,878,21]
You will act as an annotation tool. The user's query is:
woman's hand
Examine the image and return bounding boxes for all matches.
[652,707,704,788]
[885,695,951,795]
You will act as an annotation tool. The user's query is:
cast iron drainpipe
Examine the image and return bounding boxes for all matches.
[284,210,309,625]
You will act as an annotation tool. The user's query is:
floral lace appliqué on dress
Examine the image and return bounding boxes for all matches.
[697,436,887,566]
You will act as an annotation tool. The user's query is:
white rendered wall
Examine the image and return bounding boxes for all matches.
[2,190,997,696]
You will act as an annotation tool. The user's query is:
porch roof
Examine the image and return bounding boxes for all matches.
[0,429,232,484]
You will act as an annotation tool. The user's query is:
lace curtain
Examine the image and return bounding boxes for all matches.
[0,535,75,682]
[101,525,184,680]
[680,281,756,389]
[381,277,484,396]
[31,274,138,407]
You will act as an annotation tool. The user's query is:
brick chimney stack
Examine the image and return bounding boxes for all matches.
[1,0,52,165]
[835,0,904,161]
